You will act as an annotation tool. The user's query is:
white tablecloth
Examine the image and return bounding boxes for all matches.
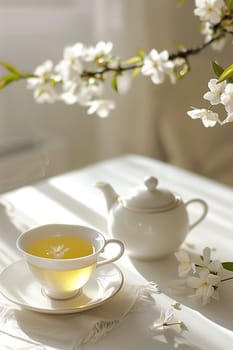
[0,154,232,350]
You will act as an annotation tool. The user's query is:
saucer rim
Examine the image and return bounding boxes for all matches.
[0,259,124,314]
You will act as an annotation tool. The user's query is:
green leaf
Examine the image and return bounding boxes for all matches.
[177,0,185,7]
[123,56,141,65]
[218,63,233,83]
[177,63,190,80]
[111,74,118,93]
[0,61,20,75]
[0,73,19,89]
[131,67,141,78]
[222,262,233,271]
[176,42,186,51]
[226,0,233,10]
[137,49,145,60]
[211,61,224,78]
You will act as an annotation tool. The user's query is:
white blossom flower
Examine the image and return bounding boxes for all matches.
[172,246,225,305]
[141,49,174,84]
[86,99,115,118]
[194,247,223,274]
[149,308,174,331]
[168,57,186,84]
[29,60,54,84]
[59,81,79,105]
[203,78,226,105]
[83,41,113,62]
[77,80,104,105]
[187,108,221,127]
[194,0,226,24]
[222,112,233,124]
[149,308,185,333]
[55,55,83,86]
[64,42,85,60]
[61,79,104,105]
[27,60,58,103]
[174,250,196,277]
[200,21,227,50]
[47,244,70,258]
[55,59,82,86]
[187,268,221,305]
[33,84,58,104]
[95,41,113,57]
[220,83,233,113]
[196,246,212,266]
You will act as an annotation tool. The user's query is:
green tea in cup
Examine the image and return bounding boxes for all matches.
[17,224,124,300]
[27,235,95,298]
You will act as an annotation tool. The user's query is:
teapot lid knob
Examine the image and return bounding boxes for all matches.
[119,175,181,213]
[144,177,158,191]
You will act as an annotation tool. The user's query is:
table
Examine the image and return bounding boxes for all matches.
[0,154,232,350]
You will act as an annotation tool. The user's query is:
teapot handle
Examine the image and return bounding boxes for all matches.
[185,198,208,231]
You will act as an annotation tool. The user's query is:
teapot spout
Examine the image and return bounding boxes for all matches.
[95,182,118,212]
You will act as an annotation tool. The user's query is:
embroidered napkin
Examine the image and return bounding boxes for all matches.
[0,281,159,350]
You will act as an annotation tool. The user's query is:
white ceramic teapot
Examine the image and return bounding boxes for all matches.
[96,176,208,260]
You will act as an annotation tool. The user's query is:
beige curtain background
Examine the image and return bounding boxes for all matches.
[0,0,232,191]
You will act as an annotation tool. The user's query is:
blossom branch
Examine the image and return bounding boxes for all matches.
[80,30,228,79]
[0,0,233,118]
[221,276,233,282]
[81,62,142,78]
[169,33,225,60]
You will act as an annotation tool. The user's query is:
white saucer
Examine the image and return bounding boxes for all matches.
[0,260,124,314]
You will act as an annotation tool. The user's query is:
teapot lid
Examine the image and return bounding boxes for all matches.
[119,176,181,213]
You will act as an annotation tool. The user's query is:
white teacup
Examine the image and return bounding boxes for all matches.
[17,224,124,300]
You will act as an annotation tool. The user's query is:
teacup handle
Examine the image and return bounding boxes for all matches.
[97,239,125,267]
[185,198,208,231]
